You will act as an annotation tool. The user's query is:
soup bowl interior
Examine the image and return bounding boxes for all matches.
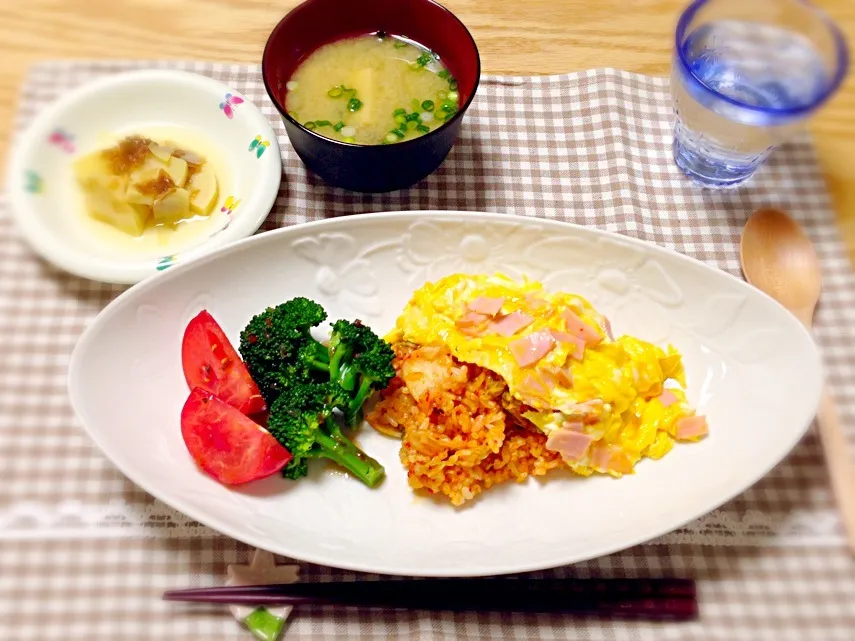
[262,0,479,135]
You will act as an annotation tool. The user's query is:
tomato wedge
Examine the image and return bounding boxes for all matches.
[182,310,266,415]
[181,387,292,485]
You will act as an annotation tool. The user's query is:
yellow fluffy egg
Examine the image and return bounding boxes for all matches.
[389,272,703,479]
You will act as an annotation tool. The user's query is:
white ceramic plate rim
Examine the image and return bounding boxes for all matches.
[6,69,282,284]
[69,211,823,576]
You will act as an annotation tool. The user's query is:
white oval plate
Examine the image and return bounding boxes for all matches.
[6,70,282,284]
[68,211,822,576]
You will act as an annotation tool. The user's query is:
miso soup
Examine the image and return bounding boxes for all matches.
[285,33,461,145]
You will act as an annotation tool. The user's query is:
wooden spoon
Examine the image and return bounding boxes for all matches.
[741,207,855,553]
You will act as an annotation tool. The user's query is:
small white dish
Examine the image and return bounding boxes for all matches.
[6,69,282,284]
[68,211,823,577]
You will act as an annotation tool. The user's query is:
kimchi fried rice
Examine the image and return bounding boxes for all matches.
[366,343,562,506]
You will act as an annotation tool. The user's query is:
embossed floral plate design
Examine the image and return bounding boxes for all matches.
[68,211,822,576]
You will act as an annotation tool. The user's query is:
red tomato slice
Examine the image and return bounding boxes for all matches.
[181,387,292,485]
[182,310,266,415]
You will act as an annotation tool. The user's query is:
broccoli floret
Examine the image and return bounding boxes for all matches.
[327,320,395,428]
[239,298,327,404]
[267,382,385,488]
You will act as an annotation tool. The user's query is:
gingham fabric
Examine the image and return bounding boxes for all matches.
[1,61,854,640]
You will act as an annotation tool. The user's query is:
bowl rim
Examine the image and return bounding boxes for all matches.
[5,68,283,285]
[261,0,481,150]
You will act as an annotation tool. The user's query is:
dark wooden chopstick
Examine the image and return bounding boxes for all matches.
[164,578,698,621]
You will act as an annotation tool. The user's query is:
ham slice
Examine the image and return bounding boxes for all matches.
[489,311,534,337]
[657,390,678,408]
[675,415,708,440]
[467,296,505,316]
[542,364,574,387]
[591,445,633,475]
[457,311,488,326]
[550,329,586,361]
[518,374,547,400]
[509,330,556,368]
[546,428,595,461]
[591,446,611,470]
[538,368,558,390]
[603,317,614,341]
[562,420,584,432]
[562,309,603,346]
[565,399,604,422]
[456,311,489,336]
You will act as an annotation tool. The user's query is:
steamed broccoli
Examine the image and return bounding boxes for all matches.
[238,298,395,487]
[328,320,396,428]
[238,297,328,404]
[239,303,394,425]
[267,382,385,488]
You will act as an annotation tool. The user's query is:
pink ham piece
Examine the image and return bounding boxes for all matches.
[562,420,584,432]
[565,399,604,422]
[562,309,603,346]
[550,329,585,361]
[538,368,558,391]
[591,446,611,470]
[546,428,595,461]
[457,311,489,326]
[657,390,679,408]
[518,374,547,400]
[455,311,489,336]
[591,445,634,475]
[467,296,505,317]
[603,317,614,341]
[543,364,574,387]
[675,415,708,440]
[509,330,556,368]
[489,311,535,337]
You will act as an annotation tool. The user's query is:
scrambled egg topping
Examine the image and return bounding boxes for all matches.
[387,273,708,477]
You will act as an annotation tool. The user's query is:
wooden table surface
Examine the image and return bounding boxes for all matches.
[1,0,853,258]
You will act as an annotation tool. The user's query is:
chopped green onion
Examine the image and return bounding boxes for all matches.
[348,98,363,112]
[391,128,405,139]
[394,40,408,49]
[406,120,418,130]
[449,78,458,90]
[304,121,317,130]
[438,91,447,100]
[394,114,407,125]
[417,123,430,133]
[314,120,331,127]
[421,100,435,112]
[447,91,459,101]
[437,69,450,79]
[435,109,449,120]
[393,108,407,116]
[416,53,433,67]
[441,101,455,112]
[343,136,356,143]
[385,133,398,143]
[341,85,354,92]
[327,87,343,98]
[411,98,421,110]
[419,111,435,123]
[333,121,345,132]
[406,112,420,122]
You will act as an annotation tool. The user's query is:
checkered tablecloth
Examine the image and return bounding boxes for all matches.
[2,61,854,640]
